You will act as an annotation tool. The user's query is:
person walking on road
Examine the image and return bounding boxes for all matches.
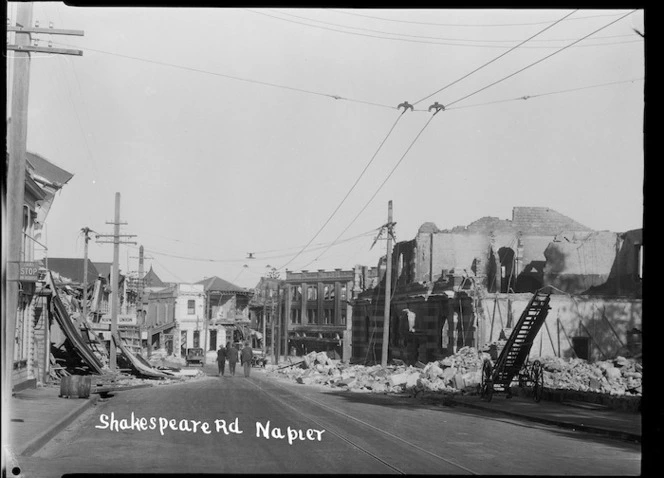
[227,342,239,376]
[241,341,253,378]
[216,344,227,376]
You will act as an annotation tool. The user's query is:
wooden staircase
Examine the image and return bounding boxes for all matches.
[492,290,551,390]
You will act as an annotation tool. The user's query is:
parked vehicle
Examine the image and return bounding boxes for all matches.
[251,349,268,367]
[185,347,204,367]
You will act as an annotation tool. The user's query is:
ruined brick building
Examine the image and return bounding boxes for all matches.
[351,207,642,365]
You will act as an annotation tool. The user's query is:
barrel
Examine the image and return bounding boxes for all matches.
[77,376,92,399]
[59,375,92,399]
[60,375,74,398]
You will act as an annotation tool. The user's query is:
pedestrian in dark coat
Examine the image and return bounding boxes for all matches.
[216,344,227,376]
[227,342,239,376]
[241,342,253,378]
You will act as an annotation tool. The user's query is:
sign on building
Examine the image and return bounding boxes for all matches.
[19,261,42,282]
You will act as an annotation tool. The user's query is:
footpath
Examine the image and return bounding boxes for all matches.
[7,384,100,458]
[6,377,641,463]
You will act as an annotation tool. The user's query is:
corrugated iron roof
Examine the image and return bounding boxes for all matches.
[46,258,100,285]
[26,151,73,187]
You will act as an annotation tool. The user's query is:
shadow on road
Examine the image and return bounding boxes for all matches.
[313,388,641,450]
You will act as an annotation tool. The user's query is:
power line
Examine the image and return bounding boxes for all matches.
[308,110,441,267]
[287,75,644,270]
[444,10,638,109]
[330,9,630,27]
[413,9,578,106]
[277,110,408,271]
[249,8,636,50]
[131,229,378,264]
[310,14,639,267]
[138,229,376,255]
[444,78,644,111]
[50,41,395,111]
[53,53,99,175]
[262,8,637,48]
[151,256,185,284]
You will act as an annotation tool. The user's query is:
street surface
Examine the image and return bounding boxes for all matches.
[19,364,640,476]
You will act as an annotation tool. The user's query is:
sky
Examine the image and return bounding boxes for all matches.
[8,5,645,289]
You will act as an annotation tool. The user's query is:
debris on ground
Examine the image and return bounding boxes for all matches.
[266,347,642,397]
[538,355,642,396]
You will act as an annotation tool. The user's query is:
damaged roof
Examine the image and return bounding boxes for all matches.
[438,207,592,236]
[26,151,74,187]
[93,262,113,279]
[512,207,592,235]
[46,258,100,285]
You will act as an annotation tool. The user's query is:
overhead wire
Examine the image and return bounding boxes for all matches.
[304,111,440,268]
[304,10,638,268]
[50,41,395,111]
[277,110,408,271]
[413,9,578,106]
[443,10,638,109]
[330,8,630,27]
[131,228,378,264]
[259,8,639,49]
[53,3,101,182]
[301,12,576,266]
[151,256,186,283]
[138,229,378,255]
[443,78,644,112]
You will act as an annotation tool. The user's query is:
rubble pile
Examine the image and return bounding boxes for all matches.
[103,372,201,390]
[148,348,187,368]
[268,347,642,397]
[538,355,642,396]
[268,347,489,395]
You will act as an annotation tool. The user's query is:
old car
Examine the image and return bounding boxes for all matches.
[251,349,268,367]
[185,347,204,366]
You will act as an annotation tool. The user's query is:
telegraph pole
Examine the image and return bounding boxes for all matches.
[80,227,95,327]
[262,301,267,356]
[281,287,288,361]
[4,2,84,438]
[5,3,34,412]
[203,289,209,364]
[271,293,277,365]
[381,201,394,367]
[96,193,137,370]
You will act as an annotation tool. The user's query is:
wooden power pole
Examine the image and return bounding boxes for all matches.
[381,201,394,368]
[4,2,83,441]
[96,193,136,370]
[80,227,95,327]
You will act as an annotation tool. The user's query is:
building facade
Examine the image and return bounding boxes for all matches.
[196,276,254,356]
[283,266,378,361]
[11,152,73,390]
[146,283,206,357]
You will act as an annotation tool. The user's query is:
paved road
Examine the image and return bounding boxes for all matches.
[20,366,641,476]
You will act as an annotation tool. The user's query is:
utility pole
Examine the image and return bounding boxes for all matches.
[381,201,395,368]
[96,193,137,370]
[80,227,95,327]
[130,247,153,322]
[271,292,277,365]
[282,286,288,361]
[4,2,83,439]
[262,300,267,356]
[203,290,209,364]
